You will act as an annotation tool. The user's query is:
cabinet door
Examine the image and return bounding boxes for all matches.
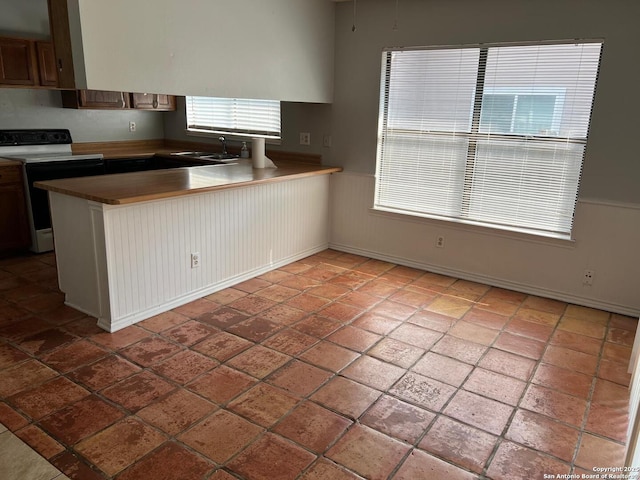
[0,167,30,252]
[156,95,176,111]
[131,93,177,111]
[0,37,37,85]
[36,42,58,86]
[47,0,75,89]
[80,90,130,109]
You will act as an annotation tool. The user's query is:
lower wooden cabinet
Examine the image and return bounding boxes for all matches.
[0,164,30,254]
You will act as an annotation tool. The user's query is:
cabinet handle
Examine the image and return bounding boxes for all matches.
[58,59,63,72]
[152,94,158,109]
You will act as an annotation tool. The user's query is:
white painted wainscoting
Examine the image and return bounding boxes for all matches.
[50,174,331,332]
[329,172,640,317]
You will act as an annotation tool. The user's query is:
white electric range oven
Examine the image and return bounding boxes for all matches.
[0,129,104,253]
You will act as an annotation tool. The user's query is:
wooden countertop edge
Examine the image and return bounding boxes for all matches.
[35,166,342,205]
[0,159,23,167]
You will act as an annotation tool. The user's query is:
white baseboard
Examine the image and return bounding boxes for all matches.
[329,242,640,318]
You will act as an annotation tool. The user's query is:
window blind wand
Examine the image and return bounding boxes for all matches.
[393,0,399,30]
[352,0,357,32]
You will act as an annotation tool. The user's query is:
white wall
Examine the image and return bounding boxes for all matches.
[0,89,164,142]
[328,0,640,314]
[68,0,335,103]
[0,0,50,38]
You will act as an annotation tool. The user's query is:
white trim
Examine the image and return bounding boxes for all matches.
[328,241,640,318]
[88,202,111,325]
[577,198,640,211]
[383,38,605,52]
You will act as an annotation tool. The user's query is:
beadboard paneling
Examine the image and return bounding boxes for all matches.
[104,176,330,328]
[52,175,331,331]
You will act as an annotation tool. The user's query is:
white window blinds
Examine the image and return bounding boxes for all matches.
[375,41,602,238]
[186,96,281,139]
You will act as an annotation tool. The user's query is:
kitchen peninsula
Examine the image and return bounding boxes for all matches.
[35,160,341,332]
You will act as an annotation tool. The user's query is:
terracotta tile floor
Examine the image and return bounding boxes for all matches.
[0,249,635,479]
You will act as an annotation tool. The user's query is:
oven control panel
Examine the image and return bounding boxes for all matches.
[0,129,72,146]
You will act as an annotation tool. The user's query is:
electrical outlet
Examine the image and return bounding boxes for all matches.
[299,132,311,145]
[191,252,200,269]
[129,121,136,132]
[436,235,445,248]
[323,134,332,148]
[583,269,594,286]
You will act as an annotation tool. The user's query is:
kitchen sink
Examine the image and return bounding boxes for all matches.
[172,151,215,157]
[172,151,238,161]
[105,155,237,173]
[205,153,239,160]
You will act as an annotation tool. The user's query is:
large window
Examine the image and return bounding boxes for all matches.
[375,41,602,238]
[186,96,281,139]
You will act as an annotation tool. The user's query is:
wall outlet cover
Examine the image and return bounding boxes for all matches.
[299,132,311,145]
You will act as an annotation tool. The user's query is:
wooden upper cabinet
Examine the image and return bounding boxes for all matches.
[0,37,37,86]
[131,93,176,111]
[80,90,130,109]
[61,90,130,109]
[36,42,58,86]
[0,37,58,88]
[47,0,76,89]
[62,90,177,111]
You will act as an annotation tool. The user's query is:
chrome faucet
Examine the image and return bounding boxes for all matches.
[218,136,227,155]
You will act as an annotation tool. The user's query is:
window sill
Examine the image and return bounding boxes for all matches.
[185,129,282,146]
[369,206,576,248]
